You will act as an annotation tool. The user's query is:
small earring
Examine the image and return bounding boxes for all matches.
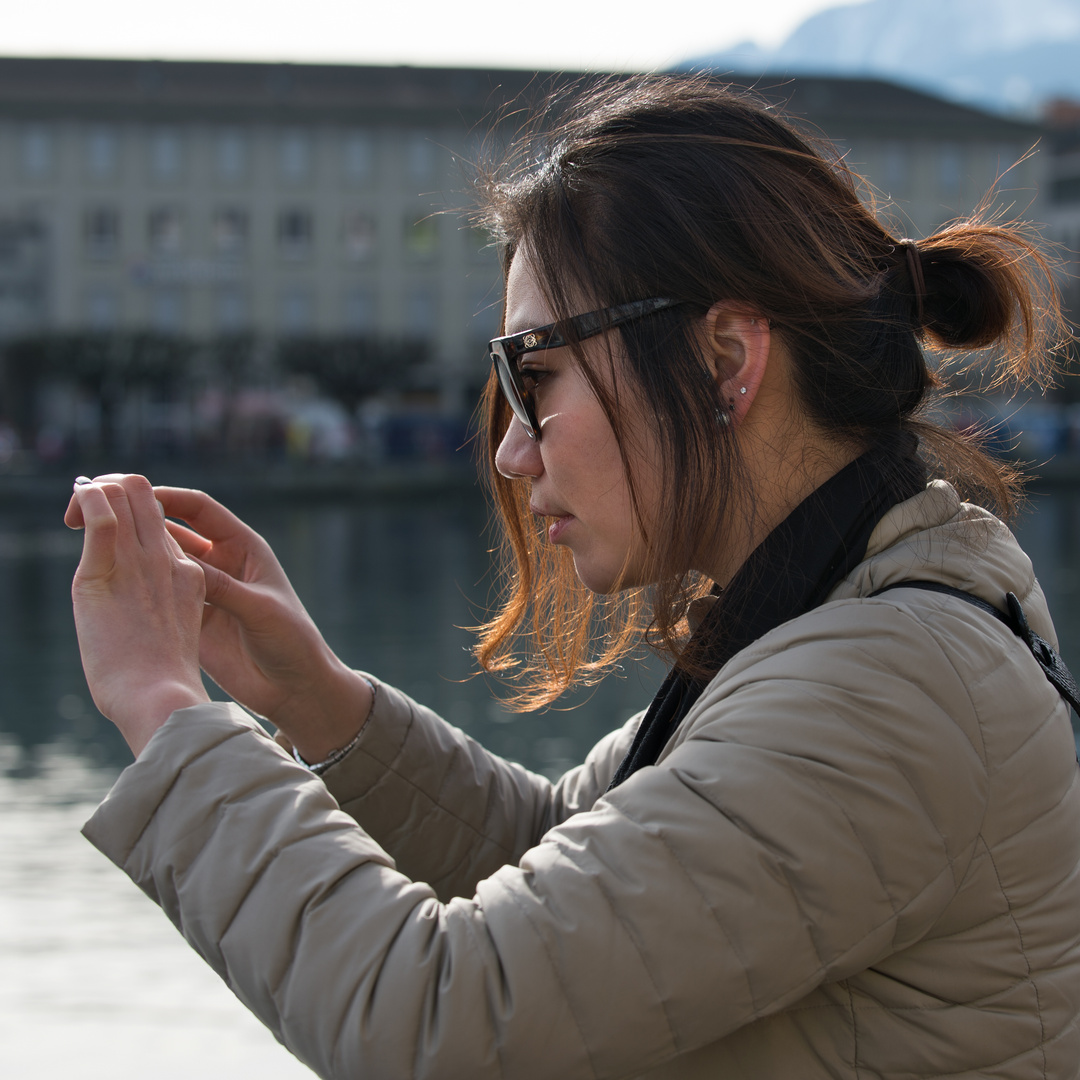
[739,386,747,395]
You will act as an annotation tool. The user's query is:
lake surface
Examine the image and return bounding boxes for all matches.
[1,485,1077,1078]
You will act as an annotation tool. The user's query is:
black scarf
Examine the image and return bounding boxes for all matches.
[606,445,926,791]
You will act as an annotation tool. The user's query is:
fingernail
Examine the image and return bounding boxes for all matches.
[74,476,93,486]
[157,499,166,520]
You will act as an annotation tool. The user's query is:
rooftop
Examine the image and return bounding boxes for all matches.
[0,57,1043,137]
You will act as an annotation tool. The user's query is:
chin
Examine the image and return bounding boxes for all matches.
[571,553,646,596]
[571,556,617,596]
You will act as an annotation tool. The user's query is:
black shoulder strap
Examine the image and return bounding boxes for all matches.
[870,580,1080,718]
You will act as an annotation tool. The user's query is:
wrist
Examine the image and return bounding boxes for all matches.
[274,664,375,765]
[289,674,377,774]
[118,681,211,758]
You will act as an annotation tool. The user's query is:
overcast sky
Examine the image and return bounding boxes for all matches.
[5,0,860,70]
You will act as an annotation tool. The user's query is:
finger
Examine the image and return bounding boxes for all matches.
[97,480,143,558]
[71,475,158,545]
[160,520,190,561]
[66,475,137,531]
[71,484,120,580]
[90,472,136,484]
[192,555,265,620]
[165,519,215,559]
[64,491,85,529]
[115,475,170,551]
[154,486,255,544]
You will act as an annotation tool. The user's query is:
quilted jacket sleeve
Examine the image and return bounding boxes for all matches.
[80,594,1069,1080]
[318,678,642,900]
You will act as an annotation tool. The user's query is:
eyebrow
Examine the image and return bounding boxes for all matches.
[505,322,550,337]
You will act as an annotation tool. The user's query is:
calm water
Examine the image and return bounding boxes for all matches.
[0,486,1077,1078]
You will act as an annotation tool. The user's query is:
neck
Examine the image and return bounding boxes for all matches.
[703,424,861,588]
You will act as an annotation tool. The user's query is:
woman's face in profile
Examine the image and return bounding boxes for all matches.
[495,254,664,594]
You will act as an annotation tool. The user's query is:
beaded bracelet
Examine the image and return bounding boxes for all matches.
[291,675,377,775]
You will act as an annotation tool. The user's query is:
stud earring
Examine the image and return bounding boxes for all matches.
[740,386,747,395]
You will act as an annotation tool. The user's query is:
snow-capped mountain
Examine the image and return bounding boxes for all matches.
[687,0,1080,115]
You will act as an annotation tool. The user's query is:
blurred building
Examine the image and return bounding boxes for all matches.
[740,75,1043,240]
[0,58,550,414]
[0,58,1048,461]
[1037,99,1080,337]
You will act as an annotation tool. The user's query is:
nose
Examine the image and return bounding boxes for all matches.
[495,418,543,480]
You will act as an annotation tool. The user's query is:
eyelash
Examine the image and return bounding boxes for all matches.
[518,363,551,392]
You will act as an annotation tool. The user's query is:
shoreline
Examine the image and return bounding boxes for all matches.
[0,459,483,506]
[1,454,1078,507]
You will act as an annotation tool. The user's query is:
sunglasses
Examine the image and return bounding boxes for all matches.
[488,297,681,440]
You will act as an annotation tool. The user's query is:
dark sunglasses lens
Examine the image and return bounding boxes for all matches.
[492,352,537,436]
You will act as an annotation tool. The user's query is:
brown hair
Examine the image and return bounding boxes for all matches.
[472,74,1067,708]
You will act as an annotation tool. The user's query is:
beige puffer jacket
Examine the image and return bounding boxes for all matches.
[84,482,1080,1079]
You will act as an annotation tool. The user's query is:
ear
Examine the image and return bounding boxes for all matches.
[700,302,770,426]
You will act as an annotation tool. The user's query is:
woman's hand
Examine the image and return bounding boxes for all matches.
[65,475,210,756]
[147,486,371,762]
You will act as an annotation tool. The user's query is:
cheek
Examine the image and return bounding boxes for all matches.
[564,423,626,501]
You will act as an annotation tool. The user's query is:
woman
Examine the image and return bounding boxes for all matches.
[68,76,1080,1078]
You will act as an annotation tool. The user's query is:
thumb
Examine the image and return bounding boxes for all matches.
[194,556,266,620]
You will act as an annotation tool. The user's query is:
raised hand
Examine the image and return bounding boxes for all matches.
[65,475,210,755]
[150,486,371,762]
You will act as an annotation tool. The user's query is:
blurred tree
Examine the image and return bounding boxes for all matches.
[277,334,432,411]
[1,332,194,453]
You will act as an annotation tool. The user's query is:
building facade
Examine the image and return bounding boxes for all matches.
[0,58,1049,462]
[769,76,1042,238]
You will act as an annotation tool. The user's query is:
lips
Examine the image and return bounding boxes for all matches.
[548,515,573,543]
[531,503,573,543]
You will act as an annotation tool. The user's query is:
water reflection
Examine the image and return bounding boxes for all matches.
[0,488,666,778]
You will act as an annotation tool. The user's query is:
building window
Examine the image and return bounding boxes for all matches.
[150,288,185,333]
[85,126,119,180]
[995,143,1022,180]
[212,207,248,255]
[0,283,42,336]
[0,217,44,264]
[1051,175,1080,205]
[344,287,376,333]
[84,287,119,330]
[149,128,183,181]
[279,130,312,182]
[342,212,376,261]
[404,214,438,261]
[148,207,184,255]
[215,288,248,333]
[280,288,313,334]
[939,143,963,199]
[215,130,247,181]
[278,208,313,258]
[21,125,53,179]
[84,207,120,261]
[406,133,435,182]
[344,131,374,183]
[405,286,436,337]
[882,141,909,197]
